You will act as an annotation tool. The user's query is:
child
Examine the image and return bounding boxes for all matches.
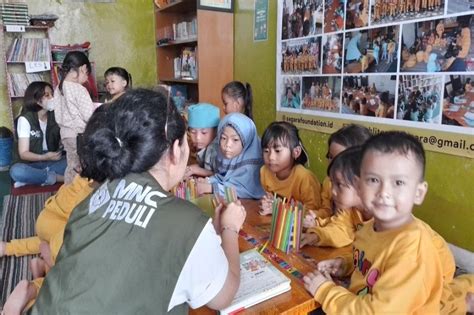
[304,131,474,314]
[221,81,253,119]
[196,113,264,199]
[103,66,132,103]
[184,103,220,178]
[373,40,380,65]
[381,38,388,61]
[301,146,372,248]
[303,131,448,313]
[387,39,396,64]
[258,121,322,216]
[1,175,95,314]
[52,51,95,184]
[304,124,371,227]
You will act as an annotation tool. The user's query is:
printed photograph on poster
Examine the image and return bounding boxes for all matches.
[280,77,302,109]
[400,14,474,72]
[281,0,323,40]
[370,0,444,26]
[301,76,341,112]
[322,33,344,73]
[442,74,474,127]
[324,0,345,33]
[397,75,443,123]
[447,0,474,14]
[344,26,399,73]
[342,75,396,118]
[346,0,369,30]
[281,37,321,75]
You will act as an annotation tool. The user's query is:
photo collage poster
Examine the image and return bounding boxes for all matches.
[277,0,474,157]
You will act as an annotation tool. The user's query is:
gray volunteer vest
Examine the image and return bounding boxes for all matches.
[30,172,209,315]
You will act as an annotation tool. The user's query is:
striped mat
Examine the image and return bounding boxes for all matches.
[0,192,52,308]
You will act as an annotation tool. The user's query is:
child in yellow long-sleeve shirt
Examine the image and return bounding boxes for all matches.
[303,131,472,314]
[0,176,94,258]
[301,146,372,248]
[1,176,95,314]
[304,124,371,228]
[259,121,322,216]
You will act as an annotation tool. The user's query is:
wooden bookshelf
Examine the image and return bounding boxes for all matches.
[154,1,233,106]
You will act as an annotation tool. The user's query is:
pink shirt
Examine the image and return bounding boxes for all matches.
[53,81,95,139]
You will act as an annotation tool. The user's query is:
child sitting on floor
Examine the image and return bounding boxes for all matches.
[301,146,372,248]
[258,121,321,216]
[303,124,371,228]
[196,113,264,199]
[184,103,220,178]
[303,131,474,314]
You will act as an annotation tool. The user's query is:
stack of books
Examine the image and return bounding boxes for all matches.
[7,73,43,97]
[7,38,51,62]
[0,3,28,26]
[173,18,197,41]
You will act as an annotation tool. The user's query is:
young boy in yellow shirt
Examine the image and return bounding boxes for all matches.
[303,131,445,314]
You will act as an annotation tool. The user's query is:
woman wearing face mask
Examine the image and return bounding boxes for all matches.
[9,82,66,187]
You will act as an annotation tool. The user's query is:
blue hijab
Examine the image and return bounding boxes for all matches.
[209,113,264,199]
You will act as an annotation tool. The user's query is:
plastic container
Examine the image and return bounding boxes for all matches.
[0,127,13,171]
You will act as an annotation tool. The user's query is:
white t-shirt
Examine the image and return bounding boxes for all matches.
[168,219,228,311]
[17,116,48,152]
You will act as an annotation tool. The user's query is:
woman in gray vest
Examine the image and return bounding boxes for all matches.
[29,89,246,314]
[9,82,66,187]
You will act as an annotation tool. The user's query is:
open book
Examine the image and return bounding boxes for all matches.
[220,249,291,315]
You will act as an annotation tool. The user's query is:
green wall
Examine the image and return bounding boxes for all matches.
[0,0,156,129]
[234,0,474,251]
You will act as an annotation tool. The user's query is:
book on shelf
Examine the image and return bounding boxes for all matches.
[219,249,291,315]
[172,18,197,41]
[0,3,28,26]
[170,85,188,113]
[7,72,44,97]
[7,38,51,63]
[181,47,197,80]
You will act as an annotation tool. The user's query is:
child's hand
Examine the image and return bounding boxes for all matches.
[317,258,345,278]
[220,200,246,233]
[300,232,319,248]
[303,269,333,297]
[184,165,197,179]
[259,192,274,215]
[303,210,317,228]
[196,178,212,195]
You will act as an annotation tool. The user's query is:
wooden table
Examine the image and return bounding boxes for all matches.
[190,199,351,315]
[443,91,474,127]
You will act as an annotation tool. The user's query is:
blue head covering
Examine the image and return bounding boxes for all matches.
[188,103,220,128]
[209,113,264,199]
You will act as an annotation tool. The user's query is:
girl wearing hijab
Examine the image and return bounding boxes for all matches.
[197,113,264,199]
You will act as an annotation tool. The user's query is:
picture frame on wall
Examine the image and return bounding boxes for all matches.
[197,0,234,12]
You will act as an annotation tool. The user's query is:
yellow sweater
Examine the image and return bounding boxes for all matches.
[307,207,369,248]
[260,164,321,210]
[315,218,444,315]
[5,176,94,257]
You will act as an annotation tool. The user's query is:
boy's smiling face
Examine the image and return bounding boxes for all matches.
[189,127,216,150]
[359,150,428,231]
